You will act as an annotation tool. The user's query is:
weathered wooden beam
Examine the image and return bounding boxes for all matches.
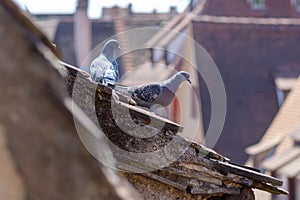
[164,166,223,186]
[213,160,283,186]
[252,181,288,195]
[123,172,214,199]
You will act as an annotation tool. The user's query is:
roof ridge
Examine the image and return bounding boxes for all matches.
[145,6,191,48]
[194,15,300,25]
[156,0,207,48]
[146,0,207,49]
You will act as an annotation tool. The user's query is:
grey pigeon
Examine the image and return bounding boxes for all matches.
[113,71,191,111]
[90,39,120,85]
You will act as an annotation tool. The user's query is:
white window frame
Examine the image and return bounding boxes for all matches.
[274,77,297,107]
[291,0,300,11]
[247,0,265,10]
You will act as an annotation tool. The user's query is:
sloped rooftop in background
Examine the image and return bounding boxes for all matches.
[193,19,300,163]
[248,76,300,157]
[251,76,300,177]
[201,0,300,18]
[32,19,60,41]
[32,5,175,67]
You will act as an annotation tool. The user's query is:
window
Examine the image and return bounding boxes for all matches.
[275,77,297,107]
[247,0,265,10]
[292,0,300,11]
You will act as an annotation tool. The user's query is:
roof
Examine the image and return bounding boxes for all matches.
[53,21,76,66]
[33,13,73,20]
[262,147,300,172]
[109,6,176,72]
[192,16,300,163]
[32,19,60,41]
[4,0,287,198]
[275,77,298,91]
[53,20,115,66]
[0,1,139,199]
[101,6,174,23]
[247,76,300,157]
[145,6,191,48]
[139,0,300,164]
[277,156,300,177]
[64,62,288,198]
[146,0,206,51]
[193,15,300,25]
[201,0,300,18]
[33,5,174,67]
[247,75,300,179]
[119,62,174,85]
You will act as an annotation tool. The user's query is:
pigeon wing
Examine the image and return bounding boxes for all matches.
[111,60,119,80]
[132,84,162,102]
[102,67,119,85]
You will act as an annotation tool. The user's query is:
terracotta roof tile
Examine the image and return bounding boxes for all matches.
[262,147,300,171]
[260,77,300,154]
[277,156,300,177]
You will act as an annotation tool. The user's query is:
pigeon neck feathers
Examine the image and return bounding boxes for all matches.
[162,71,191,92]
[101,39,120,63]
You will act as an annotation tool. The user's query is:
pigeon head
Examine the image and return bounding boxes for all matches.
[102,39,120,62]
[177,71,191,84]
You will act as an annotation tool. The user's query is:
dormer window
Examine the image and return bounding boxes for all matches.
[291,0,300,11]
[275,77,297,107]
[247,0,265,10]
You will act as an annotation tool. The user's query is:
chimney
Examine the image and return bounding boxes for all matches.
[128,3,132,15]
[190,0,199,10]
[169,6,177,14]
[74,0,91,67]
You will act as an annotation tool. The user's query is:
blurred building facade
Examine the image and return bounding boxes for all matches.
[32,0,177,69]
